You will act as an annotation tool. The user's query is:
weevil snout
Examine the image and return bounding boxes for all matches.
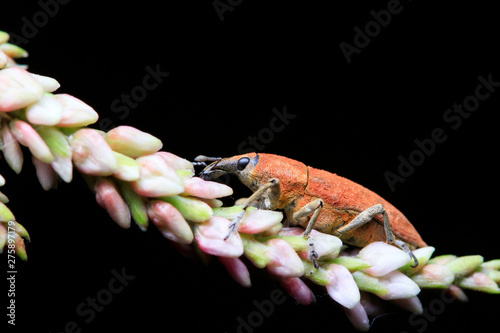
[196,153,259,185]
[199,160,224,181]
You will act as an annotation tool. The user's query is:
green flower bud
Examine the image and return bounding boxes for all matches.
[481,259,500,271]
[446,255,484,277]
[0,202,15,222]
[0,31,9,44]
[302,260,330,286]
[331,256,371,272]
[117,181,148,231]
[427,254,457,266]
[113,152,140,181]
[241,234,270,268]
[0,43,28,58]
[161,195,212,223]
[37,126,70,157]
[352,271,390,296]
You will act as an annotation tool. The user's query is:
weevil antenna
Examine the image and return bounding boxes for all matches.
[193,155,222,167]
[194,155,222,162]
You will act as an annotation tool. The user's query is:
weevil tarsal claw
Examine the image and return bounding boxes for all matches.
[409,251,419,268]
[307,236,320,269]
[224,210,246,240]
[224,222,237,241]
[395,240,419,268]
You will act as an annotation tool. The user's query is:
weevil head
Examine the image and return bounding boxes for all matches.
[199,153,261,189]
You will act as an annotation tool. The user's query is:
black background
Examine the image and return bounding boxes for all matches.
[1,1,499,332]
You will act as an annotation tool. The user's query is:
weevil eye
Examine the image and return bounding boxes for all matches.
[237,157,250,171]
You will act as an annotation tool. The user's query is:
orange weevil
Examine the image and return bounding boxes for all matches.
[195,153,425,268]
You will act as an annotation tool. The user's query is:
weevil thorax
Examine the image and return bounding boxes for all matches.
[253,154,308,207]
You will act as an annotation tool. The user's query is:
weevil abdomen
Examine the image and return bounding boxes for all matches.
[291,166,427,249]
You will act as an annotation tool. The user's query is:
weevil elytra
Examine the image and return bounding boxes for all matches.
[196,153,426,268]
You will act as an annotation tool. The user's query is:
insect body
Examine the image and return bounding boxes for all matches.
[197,153,425,267]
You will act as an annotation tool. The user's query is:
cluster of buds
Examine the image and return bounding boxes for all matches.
[0,30,31,258]
[0,30,499,331]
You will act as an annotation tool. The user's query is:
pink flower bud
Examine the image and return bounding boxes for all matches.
[148,200,193,244]
[410,263,455,289]
[446,284,469,303]
[457,272,500,294]
[0,67,44,111]
[0,223,6,249]
[276,227,304,236]
[265,238,304,278]
[1,123,23,174]
[325,263,361,309]
[70,129,118,176]
[219,257,252,287]
[95,178,131,229]
[297,230,342,260]
[29,73,60,92]
[238,209,283,234]
[392,296,423,314]
[156,152,194,173]
[354,270,421,301]
[182,177,233,199]
[377,271,421,300]
[32,156,58,190]
[195,216,244,258]
[359,292,386,317]
[359,241,411,277]
[25,93,63,125]
[132,154,184,197]
[51,153,73,183]
[14,232,28,261]
[55,94,98,127]
[105,126,162,158]
[343,302,370,332]
[279,277,316,305]
[10,119,53,163]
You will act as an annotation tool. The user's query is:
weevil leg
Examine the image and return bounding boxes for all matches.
[293,199,324,268]
[336,204,419,267]
[224,178,281,240]
[294,199,324,237]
